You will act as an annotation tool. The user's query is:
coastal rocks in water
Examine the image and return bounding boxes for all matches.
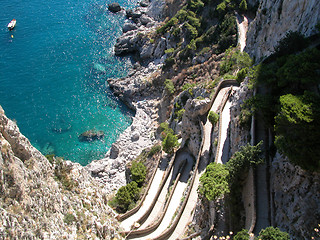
[114,30,142,55]
[131,131,140,141]
[108,2,121,13]
[79,130,104,142]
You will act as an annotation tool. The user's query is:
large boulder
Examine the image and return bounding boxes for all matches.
[108,2,121,13]
[79,130,104,142]
[122,22,138,33]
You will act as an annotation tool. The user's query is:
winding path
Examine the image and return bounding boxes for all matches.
[119,81,240,239]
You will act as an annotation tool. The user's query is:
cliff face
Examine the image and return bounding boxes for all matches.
[246,0,320,60]
[271,154,320,239]
[0,106,121,239]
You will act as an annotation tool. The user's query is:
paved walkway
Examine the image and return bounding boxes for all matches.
[121,168,166,231]
[133,152,193,240]
[236,13,249,52]
[169,87,233,239]
[216,100,232,164]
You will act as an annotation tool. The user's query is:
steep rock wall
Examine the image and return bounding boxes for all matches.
[0,106,121,239]
[271,153,320,239]
[246,0,320,60]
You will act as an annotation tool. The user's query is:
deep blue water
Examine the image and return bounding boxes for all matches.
[0,0,137,165]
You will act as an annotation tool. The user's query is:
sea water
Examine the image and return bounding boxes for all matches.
[0,0,138,165]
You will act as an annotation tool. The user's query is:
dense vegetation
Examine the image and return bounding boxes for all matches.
[241,33,320,171]
[199,142,263,210]
[160,122,180,154]
[198,162,230,201]
[233,227,290,239]
[110,146,162,213]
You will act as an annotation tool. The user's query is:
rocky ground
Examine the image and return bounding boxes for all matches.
[0,106,122,239]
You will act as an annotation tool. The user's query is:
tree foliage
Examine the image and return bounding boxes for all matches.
[226,141,264,182]
[130,161,147,186]
[164,79,175,95]
[115,181,140,212]
[233,229,250,240]
[258,226,290,240]
[239,0,247,12]
[275,92,320,171]
[199,162,230,201]
[208,111,219,125]
[162,132,179,154]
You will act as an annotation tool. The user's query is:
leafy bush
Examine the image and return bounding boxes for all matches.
[226,141,263,182]
[182,83,196,91]
[162,132,179,154]
[234,229,249,240]
[176,109,186,121]
[258,226,290,240]
[164,79,175,95]
[236,67,248,83]
[208,111,219,125]
[148,144,162,157]
[115,181,140,212]
[187,0,205,12]
[130,161,147,186]
[199,162,230,201]
[239,0,247,12]
[274,92,320,172]
[64,213,76,225]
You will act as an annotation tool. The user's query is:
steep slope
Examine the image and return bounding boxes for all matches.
[0,106,121,239]
[246,0,320,60]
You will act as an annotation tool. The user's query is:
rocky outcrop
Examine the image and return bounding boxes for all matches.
[246,0,320,60]
[0,106,121,239]
[78,129,104,142]
[108,2,122,13]
[271,153,320,239]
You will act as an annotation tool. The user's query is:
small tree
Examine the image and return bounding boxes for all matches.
[199,162,230,201]
[130,161,147,186]
[162,132,179,154]
[258,226,290,240]
[115,181,140,212]
[239,0,247,12]
[234,229,249,240]
[208,111,219,125]
[164,79,175,95]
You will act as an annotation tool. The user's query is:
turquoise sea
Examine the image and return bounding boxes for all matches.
[0,0,137,165]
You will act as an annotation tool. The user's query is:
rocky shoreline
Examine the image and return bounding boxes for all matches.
[86,0,167,195]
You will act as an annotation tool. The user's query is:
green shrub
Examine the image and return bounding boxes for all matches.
[182,83,196,91]
[162,132,179,154]
[199,162,230,201]
[148,144,162,157]
[239,0,247,12]
[274,92,320,172]
[226,141,263,182]
[176,109,186,121]
[208,111,219,125]
[236,67,248,83]
[187,0,205,12]
[185,23,198,39]
[165,48,175,54]
[64,213,76,225]
[258,226,290,240]
[115,181,140,212]
[234,229,249,240]
[130,161,147,186]
[164,79,175,95]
